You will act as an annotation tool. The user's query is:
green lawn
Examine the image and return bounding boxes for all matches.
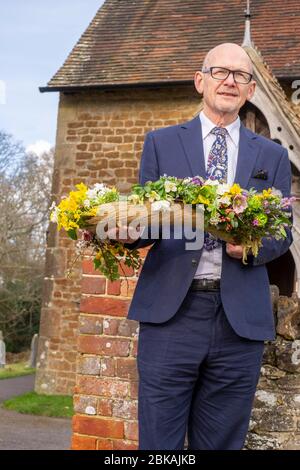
[3,391,74,418]
[0,362,35,380]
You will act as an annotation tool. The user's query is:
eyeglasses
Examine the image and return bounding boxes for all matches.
[202,66,253,84]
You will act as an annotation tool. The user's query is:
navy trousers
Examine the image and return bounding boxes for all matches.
[137,290,264,450]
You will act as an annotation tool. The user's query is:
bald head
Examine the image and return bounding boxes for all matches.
[203,43,253,74]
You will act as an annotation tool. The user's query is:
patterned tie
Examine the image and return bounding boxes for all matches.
[203,127,228,250]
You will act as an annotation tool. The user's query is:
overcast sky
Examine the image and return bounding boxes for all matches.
[1,0,105,152]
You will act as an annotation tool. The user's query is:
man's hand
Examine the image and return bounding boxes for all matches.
[226,242,243,259]
[106,225,143,245]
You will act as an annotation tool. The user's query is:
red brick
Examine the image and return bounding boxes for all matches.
[78,336,130,357]
[124,421,138,441]
[72,434,96,450]
[77,376,129,398]
[112,440,138,450]
[131,339,138,358]
[100,357,115,377]
[118,261,134,277]
[82,259,98,275]
[97,398,113,417]
[77,355,101,375]
[107,280,121,295]
[79,315,103,335]
[120,279,137,297]
[73,415,124,439]
[116,358,138,380]
[96,438,114,450]
[73,394,98,414]
[81,277,106,294]
[80,296,130,316]
[103,318,138,337]
[130,381,138,399]
[112,399,137,420]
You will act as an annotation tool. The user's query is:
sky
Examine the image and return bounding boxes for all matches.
[0,0,105,152]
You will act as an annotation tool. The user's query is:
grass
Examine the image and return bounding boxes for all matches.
[3,391,74,418]
[0,362,35,380]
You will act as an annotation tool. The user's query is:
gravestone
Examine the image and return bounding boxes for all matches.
[0,331,6,369]
[27,334,38,368]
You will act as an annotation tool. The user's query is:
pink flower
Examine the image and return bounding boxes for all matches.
[281,196,296,208]
[232,194,248,214]
[252,219,259,226]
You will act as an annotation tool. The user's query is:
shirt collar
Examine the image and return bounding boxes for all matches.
[199,111,240,147]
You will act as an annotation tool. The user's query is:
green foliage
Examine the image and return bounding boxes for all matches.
[0,362,35,380]
[0,130,54,352]
[3,392,74,418]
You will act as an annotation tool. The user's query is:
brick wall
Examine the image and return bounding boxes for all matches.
[35,85,200,396]
[72,253,149,450]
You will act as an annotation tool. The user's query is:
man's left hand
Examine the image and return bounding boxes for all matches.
[226,243,243,259]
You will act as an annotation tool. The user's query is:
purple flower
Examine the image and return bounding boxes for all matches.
[281,196,297,208]
[191,176,203,186]
[232,194,248,214]
[252,219,259,226]
[82,230,93,242]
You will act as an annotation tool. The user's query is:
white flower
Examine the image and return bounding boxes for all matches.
[209,215,221,226]
[183,177,192,184]
[87,183,110,201]
[271,187,283,197]
[94,183,108,193]
[127,194,141,204]
[219,195,231,205]
[83,199,91,208]
[86,188,97,200]
[164,181,178,193]
[205,179,219,186]
[216,183,230,195]
[50,206,60,223]
[151,200,171,212]
[146,191,160,203]
[49,201,57,211]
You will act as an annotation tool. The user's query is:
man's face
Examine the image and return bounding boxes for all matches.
[195,49,256,118]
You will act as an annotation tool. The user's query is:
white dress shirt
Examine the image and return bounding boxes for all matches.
[194,111,241,280]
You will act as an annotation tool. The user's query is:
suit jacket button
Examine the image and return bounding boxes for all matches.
[191,259,197,266]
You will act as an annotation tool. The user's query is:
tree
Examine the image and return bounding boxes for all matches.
[0,130,54,351]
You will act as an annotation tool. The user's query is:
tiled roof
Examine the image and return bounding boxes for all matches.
[245,45,300,136]
[44,0,300,90]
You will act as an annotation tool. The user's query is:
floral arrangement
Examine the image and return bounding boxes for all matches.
[50,176,294,280]
[50,183,141,281]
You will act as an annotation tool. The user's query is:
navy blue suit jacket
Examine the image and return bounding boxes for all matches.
[127,115,293,341]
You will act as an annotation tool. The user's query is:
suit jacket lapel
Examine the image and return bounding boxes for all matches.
[177,116,206,178]
[234,124,260,188]
[177,117,260,186]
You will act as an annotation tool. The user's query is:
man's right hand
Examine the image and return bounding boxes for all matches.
[106,225,143,245]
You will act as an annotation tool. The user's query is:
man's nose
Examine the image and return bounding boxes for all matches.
[223,72,236,86]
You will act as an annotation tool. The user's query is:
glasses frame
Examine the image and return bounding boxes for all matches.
[202,66,253,84]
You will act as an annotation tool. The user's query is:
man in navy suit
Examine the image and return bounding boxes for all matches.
[114,43,293,449]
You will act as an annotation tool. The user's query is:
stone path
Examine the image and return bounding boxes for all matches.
[0,374,72,450]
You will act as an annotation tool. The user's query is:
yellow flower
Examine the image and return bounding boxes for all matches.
[262,188,272,198]
[192,195,210,205]
[229,184,242,196]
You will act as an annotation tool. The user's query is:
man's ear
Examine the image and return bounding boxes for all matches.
[194,71,204,95]
[247,80,256,100]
